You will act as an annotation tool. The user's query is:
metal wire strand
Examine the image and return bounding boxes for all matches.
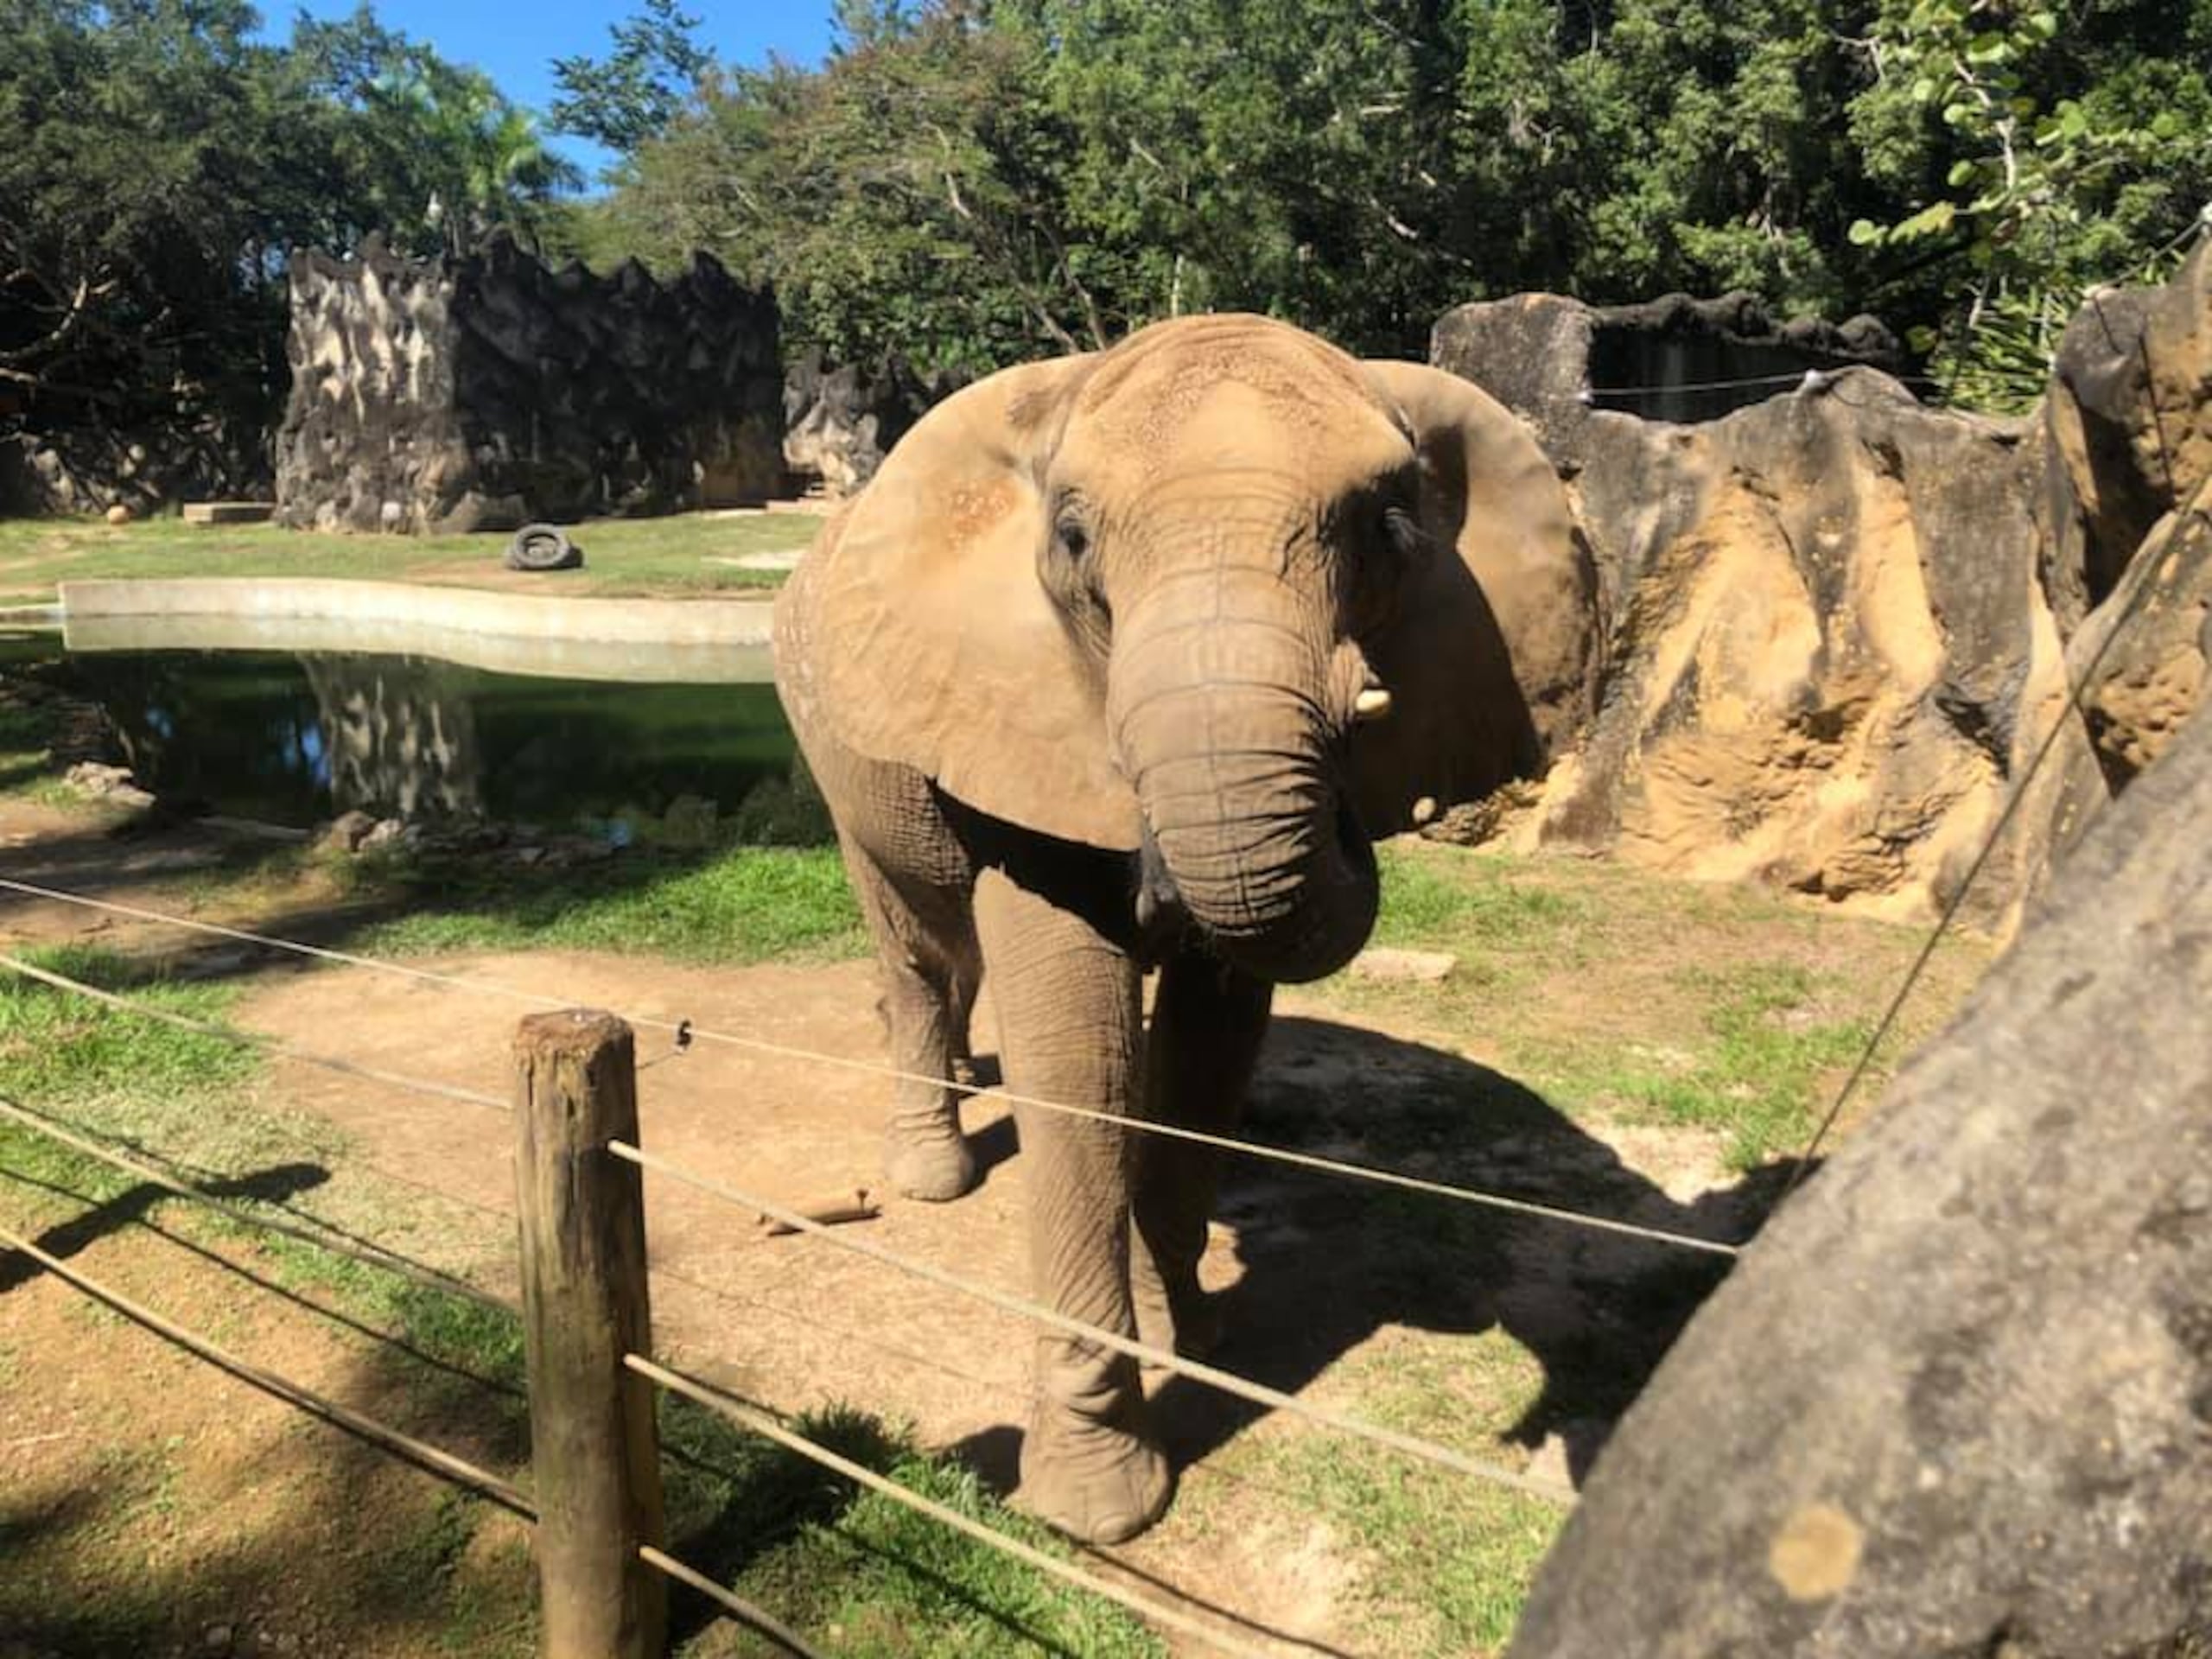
[0,878,1738,1260]
[0,1217,533,1518]
[0,951,507,1115]
[0,1092,512,1314]
[628,1353,1290,1659]
[636,1546,824,1659]
[611,1141,1575,1508]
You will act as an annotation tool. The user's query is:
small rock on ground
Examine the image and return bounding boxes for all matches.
[1349,947,1458,983]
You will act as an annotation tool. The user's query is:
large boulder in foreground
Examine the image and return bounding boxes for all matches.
[1507,696,2212,1659]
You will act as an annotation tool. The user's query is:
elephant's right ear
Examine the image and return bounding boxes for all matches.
[775,355,1143,852]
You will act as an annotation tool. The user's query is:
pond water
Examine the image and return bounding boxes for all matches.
[2,632,807,843]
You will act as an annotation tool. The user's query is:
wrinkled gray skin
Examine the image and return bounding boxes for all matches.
[772,315,1593,1542]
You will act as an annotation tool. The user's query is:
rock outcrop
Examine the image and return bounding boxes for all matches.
[1431,245,2212,924]
[1505,688,2212,1659]
[2041,245,2212,627]
[275,234,784,534]
[781,349,966,498]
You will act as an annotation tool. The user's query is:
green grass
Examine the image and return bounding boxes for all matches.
[1514,963,1873,1170]
[355,843,865,964]
[1319,839,1982,1170]
[0,945,1160,1657]
[1369,843,1587,953]
[660,1401,1166,1658]
[0,509,819,603]
[0,944,259,1112]
[1182,1328,1562,1657]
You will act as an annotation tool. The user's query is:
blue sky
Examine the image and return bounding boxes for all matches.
[266,2,842,175]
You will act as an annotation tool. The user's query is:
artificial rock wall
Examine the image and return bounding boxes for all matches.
[275,234,783,533]
[1433,255,2211,926]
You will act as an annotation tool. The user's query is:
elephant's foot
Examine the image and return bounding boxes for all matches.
[883,1128,977,1203]
[1020,1402,1172,1545]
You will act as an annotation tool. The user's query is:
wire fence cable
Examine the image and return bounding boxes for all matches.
[0,950,507,1115]
[0,1091,512,1314]
[0,878,1737,1260]
[611,1140,1575,1507]
[0,1217,533,1518]
[636,1545,823,1659]
[629,1353,1290,1659]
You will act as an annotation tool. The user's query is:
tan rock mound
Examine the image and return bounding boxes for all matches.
[1431,247,2212,926]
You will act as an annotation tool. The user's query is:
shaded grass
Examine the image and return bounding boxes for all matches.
[0,667,87,804]
[0,510,818,602]
[0,943,258,1112]
[1320,839,1986,1165]
[0,947,1161,1657]
[353,843,866,965]
[661,1400,1166,1658]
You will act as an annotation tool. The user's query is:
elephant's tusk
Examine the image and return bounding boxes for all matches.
[1354,686,1394,722]
[1412,795,1439,825]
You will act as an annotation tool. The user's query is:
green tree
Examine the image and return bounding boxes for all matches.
[0,0,579,478]
[1847,0,2212,406]
[550,0,715,161]
[295,7,579,257]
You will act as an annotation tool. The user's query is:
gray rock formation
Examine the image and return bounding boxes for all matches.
[2041,247,2212,628]
[1505,691,2212,1659]
[781,348,965,498]
[274,233,783,534]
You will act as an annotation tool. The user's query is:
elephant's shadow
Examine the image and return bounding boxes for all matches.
[962,1014,1800,1495]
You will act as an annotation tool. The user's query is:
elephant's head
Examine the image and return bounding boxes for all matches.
[788,315,1597,982]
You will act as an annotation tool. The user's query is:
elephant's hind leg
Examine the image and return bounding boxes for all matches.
[842,830,983,1203]
[1132,951,1273,1361]
[972,865,1168,1546]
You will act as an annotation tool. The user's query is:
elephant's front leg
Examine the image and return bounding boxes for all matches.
[1131,950,1273,1361]
[971,864,1167,1545]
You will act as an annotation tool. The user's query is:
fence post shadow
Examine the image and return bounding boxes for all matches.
[0,1160,331,1296]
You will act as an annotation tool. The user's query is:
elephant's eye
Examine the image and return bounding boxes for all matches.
[1382,505,1428,562]
[1056,517,1090,562]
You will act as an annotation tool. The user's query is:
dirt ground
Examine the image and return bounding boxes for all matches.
[0,799,1955,1656]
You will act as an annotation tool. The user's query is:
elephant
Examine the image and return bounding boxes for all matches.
[771,313,1598,1543]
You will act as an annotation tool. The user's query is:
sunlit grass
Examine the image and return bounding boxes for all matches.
[355,844,864,965]
[0,509,818,602]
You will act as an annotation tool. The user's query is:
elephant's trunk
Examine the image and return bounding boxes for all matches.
[1110,566,1380,984]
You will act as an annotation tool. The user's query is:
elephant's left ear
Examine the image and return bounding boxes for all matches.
[1349,359,1599,836]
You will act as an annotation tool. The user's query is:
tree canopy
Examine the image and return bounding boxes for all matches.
[567,0,2212,394]
[2,0,2206,474]
[0,0,573,461]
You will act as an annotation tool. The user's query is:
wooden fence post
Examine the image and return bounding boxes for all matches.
[513,1008,666,1659]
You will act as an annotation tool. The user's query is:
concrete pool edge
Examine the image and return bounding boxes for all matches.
[55,578,779,684]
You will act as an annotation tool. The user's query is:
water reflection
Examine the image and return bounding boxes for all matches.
[18,641,804,839]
